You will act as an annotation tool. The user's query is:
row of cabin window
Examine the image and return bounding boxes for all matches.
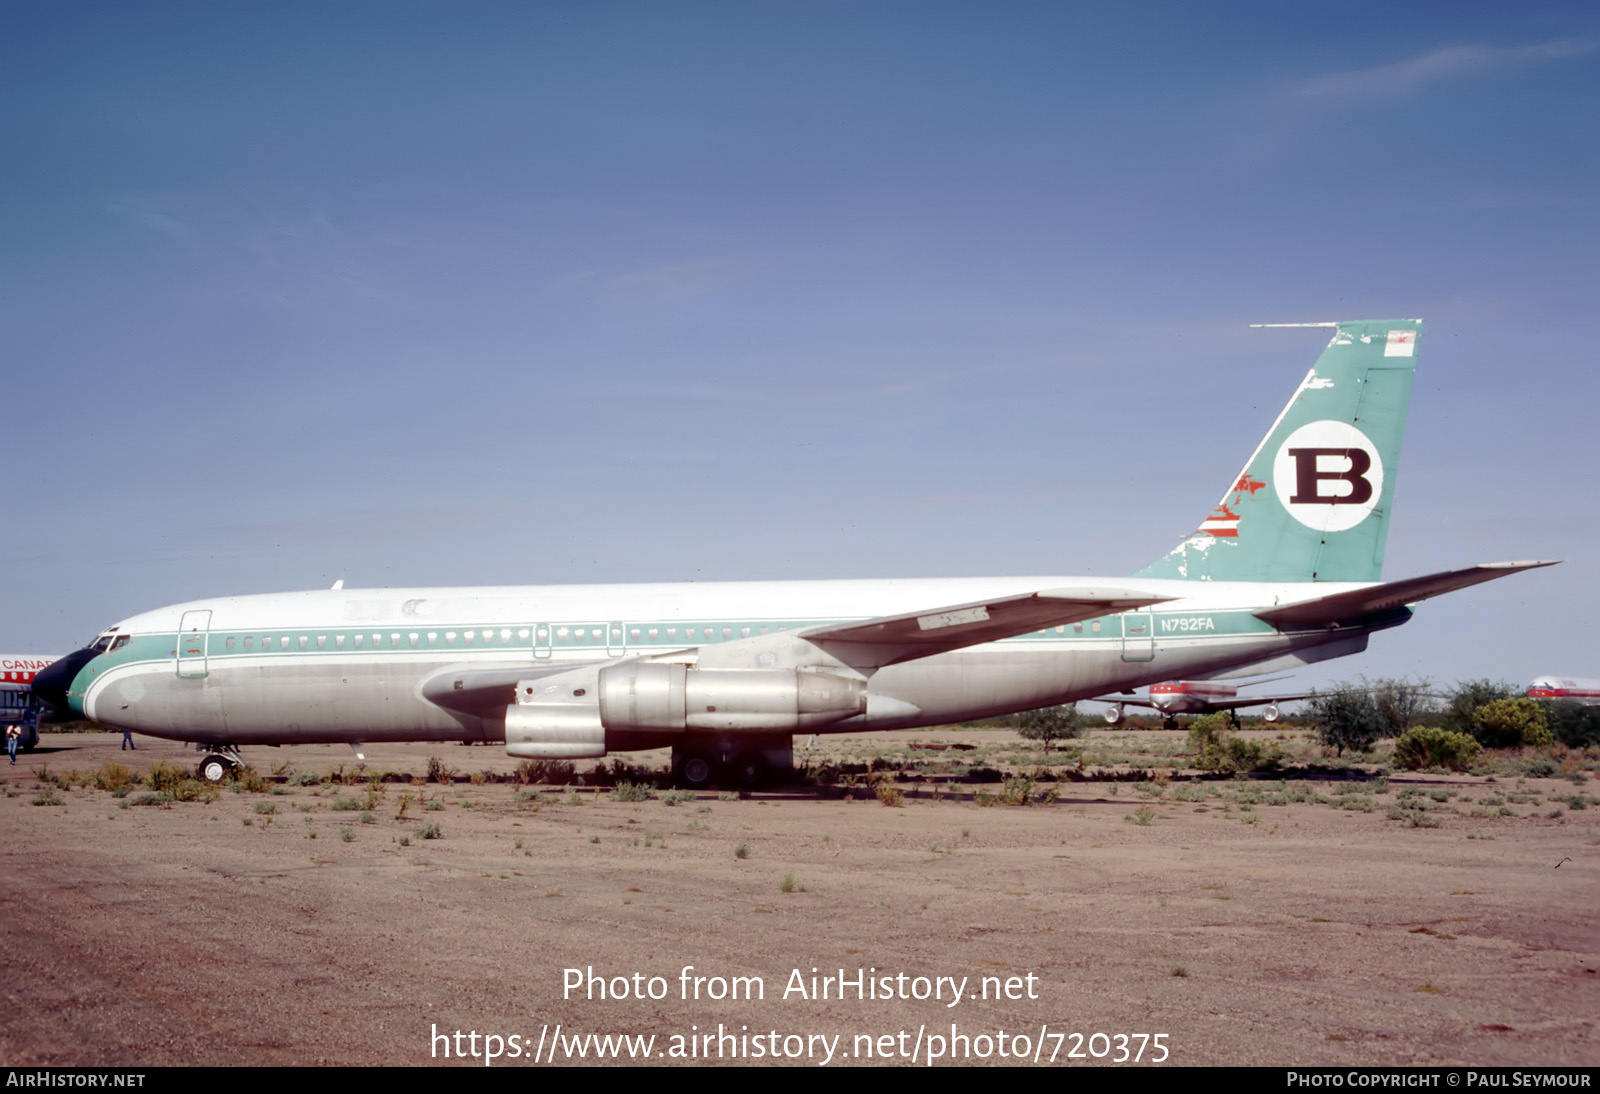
[216,619,1105,653]
[214,624,785,650]
[223,628,530,651]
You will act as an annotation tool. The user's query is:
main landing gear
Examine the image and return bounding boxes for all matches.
[671,738,789,790]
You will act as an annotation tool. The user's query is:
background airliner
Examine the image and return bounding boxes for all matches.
[2,655,62,752]
[1527,676,1600,706]
[34,320,1554,786]
[1094,677,1319,728]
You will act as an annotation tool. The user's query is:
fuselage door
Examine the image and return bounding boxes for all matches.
[176,610,212,678]
[532,623,552,660]
[606,621,627,658]
[1120,611,1155,662]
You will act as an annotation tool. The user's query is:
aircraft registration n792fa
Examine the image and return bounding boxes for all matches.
[34,319,1555,786]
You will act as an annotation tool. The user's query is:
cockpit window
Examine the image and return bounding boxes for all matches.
[109,635,130,652]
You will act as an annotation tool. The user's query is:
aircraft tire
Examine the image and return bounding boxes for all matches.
[198,755,233,783]
[676,752,716,790]
[726,752,768,789]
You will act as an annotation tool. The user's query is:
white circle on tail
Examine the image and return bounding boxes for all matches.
[1272,420,1383,532]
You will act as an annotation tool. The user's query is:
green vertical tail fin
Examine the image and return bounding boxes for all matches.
[1137,319,1420,584]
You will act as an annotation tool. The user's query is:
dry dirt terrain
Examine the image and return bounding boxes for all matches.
[1,732,1595,1067]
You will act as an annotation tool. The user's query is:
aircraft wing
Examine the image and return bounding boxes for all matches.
[1203,693,1321,711]
[804,587,1175,669]
[1254,561,1559,629]
[421,661,606,718]
[1089,695,1159,709]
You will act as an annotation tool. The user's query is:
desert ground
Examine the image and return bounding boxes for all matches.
[0,730,1595,1068]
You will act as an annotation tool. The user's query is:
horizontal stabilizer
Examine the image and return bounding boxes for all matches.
[808,587,1174,667]
[1254,560,1559,628]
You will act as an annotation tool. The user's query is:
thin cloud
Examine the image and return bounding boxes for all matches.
[1299,38,1595,100]
[550,258,737,303]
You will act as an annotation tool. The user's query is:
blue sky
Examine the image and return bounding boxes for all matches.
[3,2,1595,693]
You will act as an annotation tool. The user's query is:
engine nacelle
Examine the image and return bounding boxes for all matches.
[598,663,867,732]
[503,663,868,757]
[1103,704,1124,725]
[1261,704,1280,723]
[505,705,606,759]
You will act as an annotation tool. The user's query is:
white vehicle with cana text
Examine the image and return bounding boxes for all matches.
[2,655,62,752]
[34,319,1554,786]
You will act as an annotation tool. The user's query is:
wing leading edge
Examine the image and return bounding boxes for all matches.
[803,587,1175,670]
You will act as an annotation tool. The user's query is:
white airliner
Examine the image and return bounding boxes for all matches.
[34,320,1555,786]
[1527,677,1600,706]
[1095,678,1319,728]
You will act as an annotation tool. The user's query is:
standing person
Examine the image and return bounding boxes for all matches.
[5,724,19,765]
[121,727,136,751]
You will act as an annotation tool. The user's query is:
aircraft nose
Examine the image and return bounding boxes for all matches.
[32,648,97,716]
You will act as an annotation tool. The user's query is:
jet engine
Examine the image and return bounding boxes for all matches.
[504,662,868,759]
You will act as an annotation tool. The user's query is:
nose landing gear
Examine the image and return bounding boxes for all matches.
[196,746,245,782]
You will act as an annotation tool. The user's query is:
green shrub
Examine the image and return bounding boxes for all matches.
[91,762,137,793]
[610,782,655,803]
[1441,680,1518,738]
[1308,678,1433,754]
[1000,777,1035,805]
[1541,700,1600,748]
[1188,714,1278,772]
[876,783,904,807]
[1473,699,1552,748]
[1393,727,1481,771]
[1308,691,1388,755]
[1014,704,1082,751]
[145,761,189,793]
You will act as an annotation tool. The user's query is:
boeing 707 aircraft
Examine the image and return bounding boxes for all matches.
[34,319,1554,786]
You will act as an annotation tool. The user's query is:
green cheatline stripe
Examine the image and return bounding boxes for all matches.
[99,608,1277,673]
